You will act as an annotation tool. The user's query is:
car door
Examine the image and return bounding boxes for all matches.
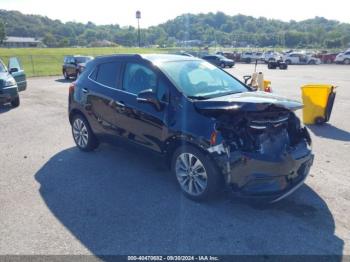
[112,61,168,152]
[8,57,26,91]
[84,61,124,140]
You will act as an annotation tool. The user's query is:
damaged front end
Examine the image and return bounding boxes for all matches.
[196,93,314,202]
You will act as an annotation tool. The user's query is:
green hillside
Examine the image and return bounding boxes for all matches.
[1,9,350,48]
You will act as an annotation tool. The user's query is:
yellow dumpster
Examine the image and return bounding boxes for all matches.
[301,84,336,125]
[264,80,271,92]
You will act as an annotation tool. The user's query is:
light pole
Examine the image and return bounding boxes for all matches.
[136,10,141,47]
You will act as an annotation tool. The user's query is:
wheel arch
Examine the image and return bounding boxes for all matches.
[162,135,211,168]
[69,108,87,124]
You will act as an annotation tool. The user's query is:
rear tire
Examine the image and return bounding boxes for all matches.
[344,59,350,65]
[171,145,223,201]
[11,96,20,107]
[63,70,69,80]
[71,114,99,151]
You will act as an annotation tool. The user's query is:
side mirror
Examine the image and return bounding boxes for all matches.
[136,89,163,111]
[9,68,19,74]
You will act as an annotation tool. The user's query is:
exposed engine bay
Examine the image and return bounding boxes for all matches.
[215,107,311,154]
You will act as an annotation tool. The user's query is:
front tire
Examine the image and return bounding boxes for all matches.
[11,96,20,107]
[344,59,350,65]
[171,145,223,201]
[71,114,99,151]
[220,62,226,68]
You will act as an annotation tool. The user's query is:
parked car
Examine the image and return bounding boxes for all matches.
[202,55,235,68]
[240,52,263,63]
[216,51,240,61]
[263,51,282,63]
[0,57,27,107]
[315,52,338,64]
[283,53,321,65]
[334,51,350,64]
[68,54,314,202]
[267,59,288,70]
[62,55,93,79]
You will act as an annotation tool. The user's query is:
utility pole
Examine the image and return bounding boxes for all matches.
[136,10,141,47]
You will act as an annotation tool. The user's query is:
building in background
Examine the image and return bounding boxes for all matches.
[1,36,42,48]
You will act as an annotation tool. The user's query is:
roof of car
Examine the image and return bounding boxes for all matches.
[93,54,200,64]
[140,54,201,63]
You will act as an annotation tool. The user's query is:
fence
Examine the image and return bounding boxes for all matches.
[1,55,68,77]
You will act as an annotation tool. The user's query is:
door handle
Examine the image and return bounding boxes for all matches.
[82,88,89,93]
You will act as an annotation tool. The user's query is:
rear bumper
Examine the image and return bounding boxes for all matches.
[213,142,314,202]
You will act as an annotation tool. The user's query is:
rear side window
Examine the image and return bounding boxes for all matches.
[94,62,121,89]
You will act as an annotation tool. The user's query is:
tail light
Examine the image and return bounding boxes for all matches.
[69,82,76,95]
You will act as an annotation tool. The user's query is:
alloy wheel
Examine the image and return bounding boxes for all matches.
[175,153,208,196]
[72,118,89,148]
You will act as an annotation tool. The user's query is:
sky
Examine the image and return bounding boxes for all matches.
[1,0,349,27]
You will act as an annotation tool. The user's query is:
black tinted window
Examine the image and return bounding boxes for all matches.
[89,67,98,81]
[95,62,120,88]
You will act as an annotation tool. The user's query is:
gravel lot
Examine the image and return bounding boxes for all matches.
[0,64,349,256]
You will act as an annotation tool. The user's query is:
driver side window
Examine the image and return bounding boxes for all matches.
[123,63,157,95]
[123,62,169,102]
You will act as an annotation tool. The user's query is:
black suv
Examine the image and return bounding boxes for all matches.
[63,55,93,79]
[68,54,313,202]
[202,55,235,68]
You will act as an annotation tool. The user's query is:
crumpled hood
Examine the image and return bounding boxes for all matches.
[193,91,303,113]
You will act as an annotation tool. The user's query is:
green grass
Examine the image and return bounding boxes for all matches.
[0,47,173,77]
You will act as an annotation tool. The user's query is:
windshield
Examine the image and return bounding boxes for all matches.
[158,60,248,99]
[0,60,7,72]
[75,56,92,64]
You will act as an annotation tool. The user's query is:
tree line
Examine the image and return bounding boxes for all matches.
[1,9,350,49]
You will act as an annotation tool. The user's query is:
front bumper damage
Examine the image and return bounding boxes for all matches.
[210,142,314,203]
